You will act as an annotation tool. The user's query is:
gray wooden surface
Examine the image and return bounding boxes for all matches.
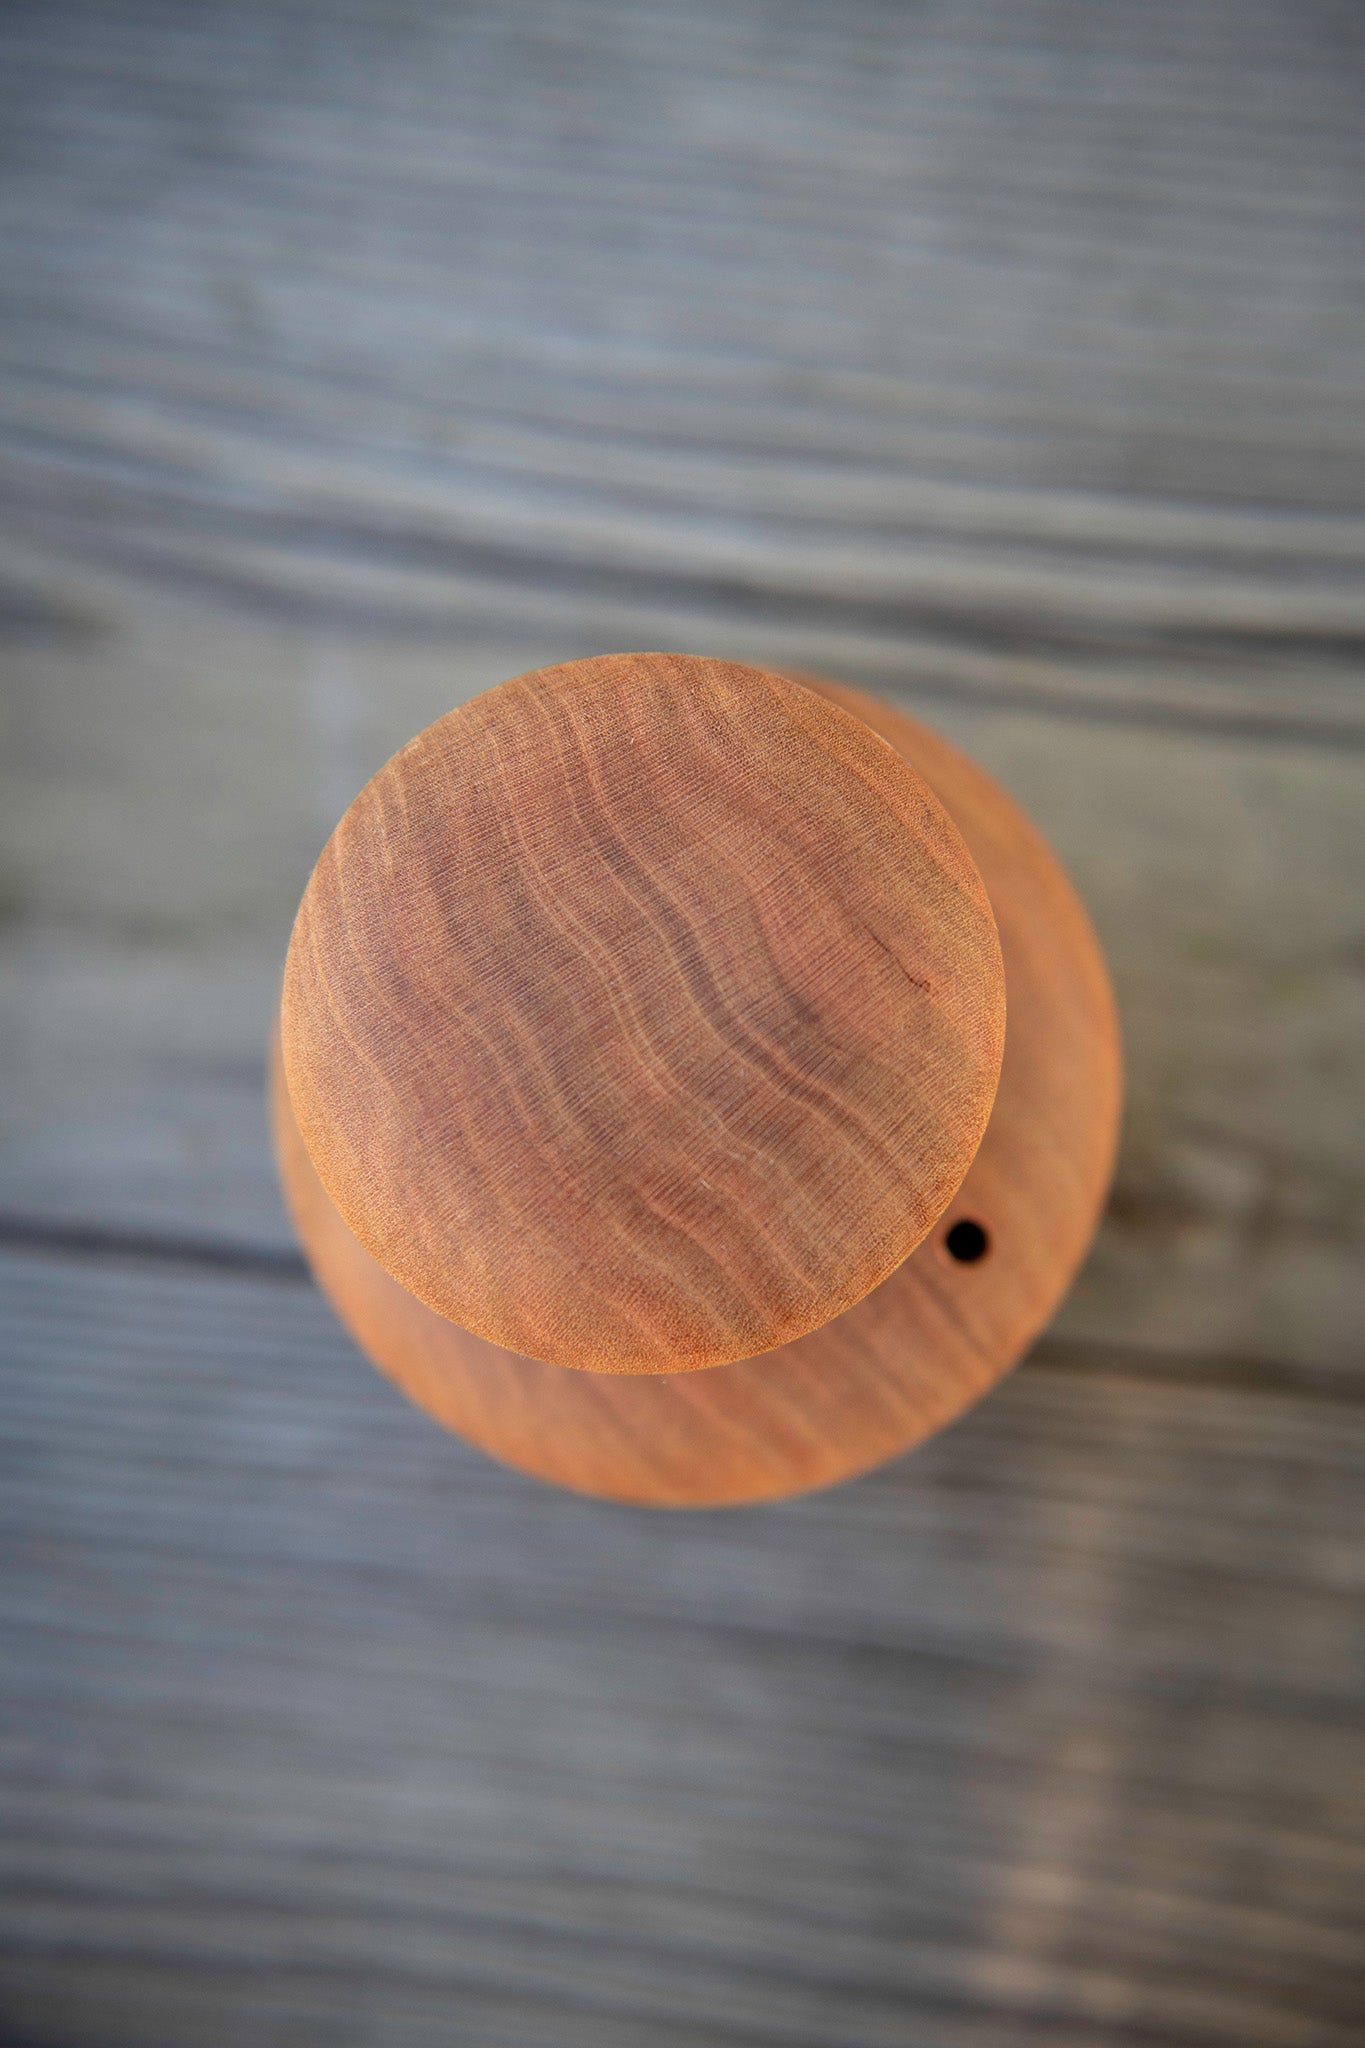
[1,2,1363,2043]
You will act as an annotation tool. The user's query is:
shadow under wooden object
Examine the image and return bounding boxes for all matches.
[273,656,1120,1503]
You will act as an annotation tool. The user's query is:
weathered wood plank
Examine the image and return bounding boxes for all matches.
[1,1247,1362,2048]
[1,0,1364,735]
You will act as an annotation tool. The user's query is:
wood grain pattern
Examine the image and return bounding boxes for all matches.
[280,654,1004,1374]
[2,0,1363,2037]
[6,1245,1363,2048]
[272,678,1120,1503]
[4,0,1363,749]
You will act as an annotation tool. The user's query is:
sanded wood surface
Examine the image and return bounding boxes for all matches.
[1,0,1363,2042]
[282,654,1004,1373]
[274,682,1119,1504]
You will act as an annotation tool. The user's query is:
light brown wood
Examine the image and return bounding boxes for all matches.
[272,673,1121,1503]
[280,653,1004,1374]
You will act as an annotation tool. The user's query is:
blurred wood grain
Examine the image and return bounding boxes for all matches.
[0,0,1362,2042]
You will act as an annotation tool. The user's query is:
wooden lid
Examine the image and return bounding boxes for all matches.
[280,653,1004,1374]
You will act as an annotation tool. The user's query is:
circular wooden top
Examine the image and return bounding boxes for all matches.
[280,654,1004,1374]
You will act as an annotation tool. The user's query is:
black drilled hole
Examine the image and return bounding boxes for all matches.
[944,1218,990,1264]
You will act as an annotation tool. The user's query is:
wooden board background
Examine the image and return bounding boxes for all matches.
[1,1,1362,2042]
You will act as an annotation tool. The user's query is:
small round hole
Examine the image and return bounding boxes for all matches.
[944,1218,990,1264]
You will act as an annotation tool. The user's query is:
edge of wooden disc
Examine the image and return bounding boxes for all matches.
[271,676,1121,1506]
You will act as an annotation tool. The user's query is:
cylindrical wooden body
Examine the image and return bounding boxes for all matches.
[273,665,1120,1506]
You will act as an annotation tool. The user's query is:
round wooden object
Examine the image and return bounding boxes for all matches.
[281,654,1004,1375]
[273,669,1121,1506]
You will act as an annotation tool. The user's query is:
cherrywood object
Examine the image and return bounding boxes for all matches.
[274,655,1119,1503]
[281,653,1004,1374]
